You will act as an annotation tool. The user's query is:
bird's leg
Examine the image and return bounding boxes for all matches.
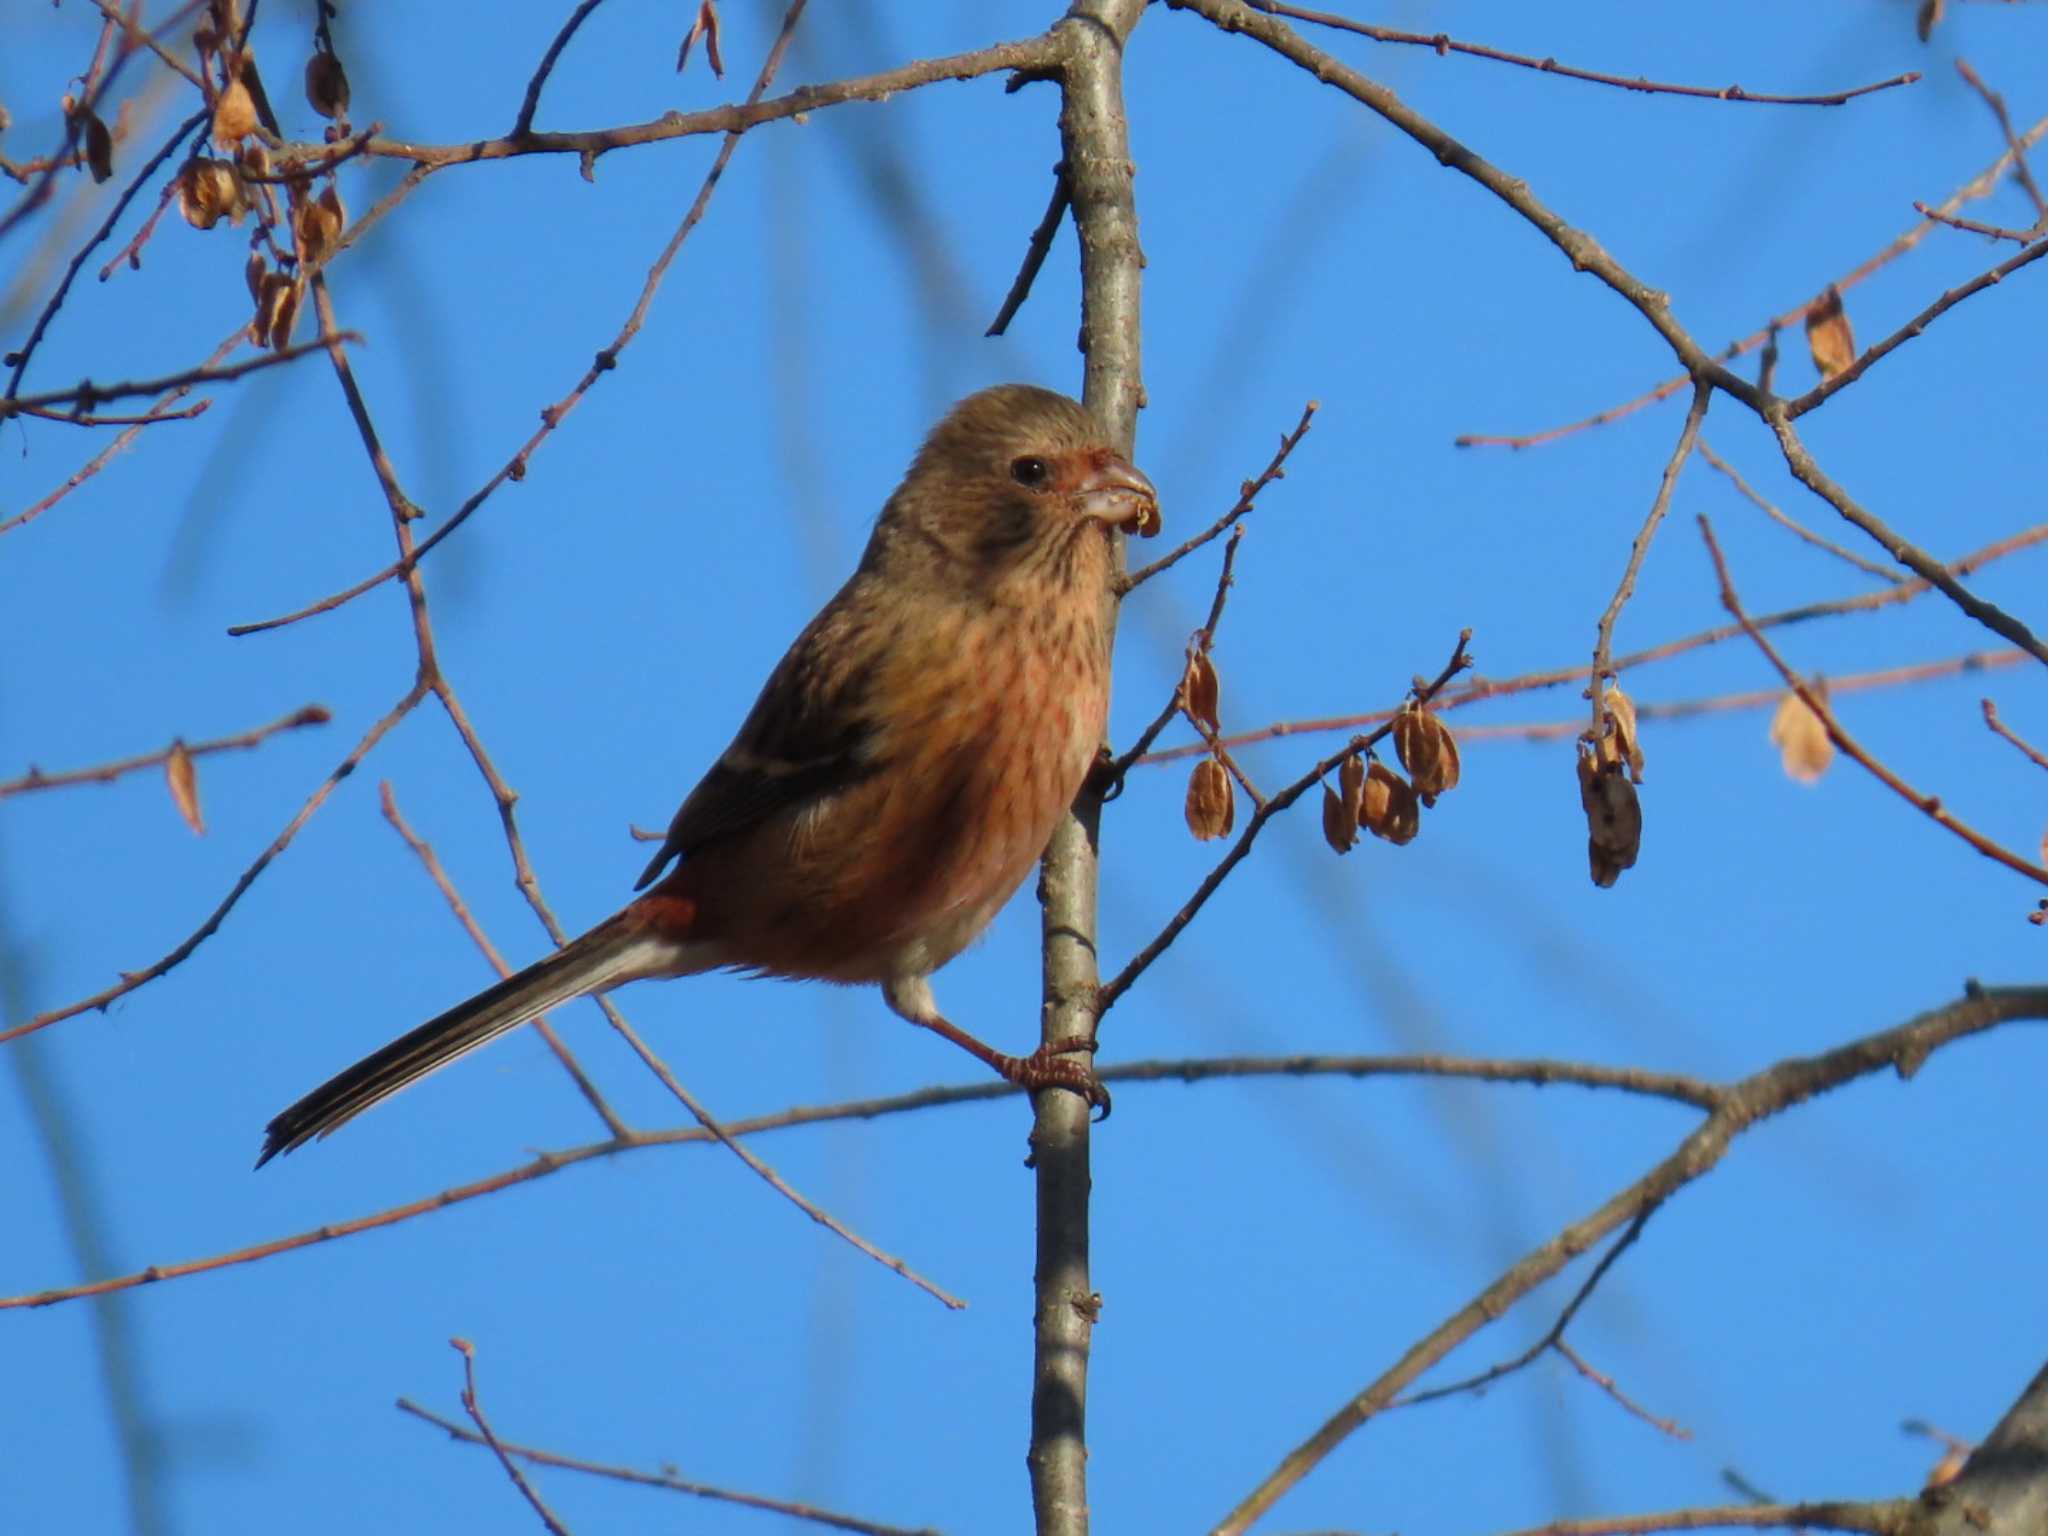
[884,977,1110,1119]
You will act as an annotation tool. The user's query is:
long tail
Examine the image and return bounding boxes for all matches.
[258,912,685,1166]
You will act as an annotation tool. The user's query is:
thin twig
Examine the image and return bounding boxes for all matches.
[985,163,1070,336]
[1699,515,2048,889]
[3,337,361,419]
[1982,699,2048,773]
[1121,398,1317,591]
[1451,650,2026,744]
[4,329,245,534]
[1955,57,2046,220]
[511,0,617,138]
[1912,200,2036,243]
[1247,1,1920,107]
[1784,236,2048,418]
[0,1047,1720,1312]
[1696,438,1903,582]
[376,782,628,1142]
[1763,407,2048,666]
[1451,113,2048,449]
[1488,1500,1908,1536]
[0,704,329,800]
[397,1398,939,1536]
[1555,1339,1693,1441]
[1142,522,2048,764]
[1589,381,1708,738]
[450,1340,573,1536]
[0,685,427,1047]
[1,109,211,398]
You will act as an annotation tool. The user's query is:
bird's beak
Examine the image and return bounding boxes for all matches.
[1075,453,1161,538]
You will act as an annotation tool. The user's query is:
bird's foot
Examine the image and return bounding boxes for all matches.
[994,1037,1111,1121]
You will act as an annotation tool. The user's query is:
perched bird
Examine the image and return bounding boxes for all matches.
[258,384,1159,1165]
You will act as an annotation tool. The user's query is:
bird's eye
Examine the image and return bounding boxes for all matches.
[1010,455,1050,488]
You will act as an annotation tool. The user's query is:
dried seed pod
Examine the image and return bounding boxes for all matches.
[1916,0,1944,41]
[1185,756,1235,841]
[244,248,267,303]
[1769,685,1834,785]
[1321,779,1357,855]
[1182,649,1220,734]
[1361,761,1419,846]
[293,183,343,267]
[238,140,269,179]
[81,107,114,183]
[677,0,726,78]
[165,741,204,835]
[1394,702,1460,800]
[1577,750,1642,888]
[1597,684,1645,783]
[304,49,350,120]
[268,278,302,350]
[179,159,232,228]
[212,74,258,149]
[1805,285,1855,382]
[254,270,297,348]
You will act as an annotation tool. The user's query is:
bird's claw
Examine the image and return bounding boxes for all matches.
[1001,1038,1111,1120]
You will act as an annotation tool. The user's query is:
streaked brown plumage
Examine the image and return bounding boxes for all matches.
[258,384,1158,1165]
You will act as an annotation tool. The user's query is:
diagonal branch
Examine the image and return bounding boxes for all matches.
[1213,984,2048,1533]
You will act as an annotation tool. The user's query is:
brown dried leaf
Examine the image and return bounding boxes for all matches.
[1578,750,1641,888]
[82,108,114,183]
[1396,702,1461,800]
[1598,685,1645,783]
[245,248,267,303]
[677,0,725,77]
[305,49,350,120]
[1769,687,1835,785]
[1185,756,1234,841]
[1916,0,1945,42]
[1361,761,1419,846]
[1182,649,1221,734]
[166,741,204,835]
[1805,285,1856,381]
[212,75,258,149]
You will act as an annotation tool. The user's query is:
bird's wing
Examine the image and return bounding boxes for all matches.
[635,609,883,889]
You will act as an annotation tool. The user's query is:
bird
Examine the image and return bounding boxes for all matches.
[257,384,1160,1166]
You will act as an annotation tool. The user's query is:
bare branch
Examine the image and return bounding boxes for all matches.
[1589,381,1709,737]
[1696,439,1904,583]
[398,1397,941,1536]
[1247,1,1920,107]
[0,704,329,800]
[1700,515,2048,889]
[0,686,426,1047]
[1212,985,2048,1532]
[449,1340,573,1536]
[985,162,1070,337]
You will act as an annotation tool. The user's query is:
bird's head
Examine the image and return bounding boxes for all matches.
[874,384,1160,592]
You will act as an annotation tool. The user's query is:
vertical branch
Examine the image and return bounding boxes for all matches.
[1032,4,1148,1534]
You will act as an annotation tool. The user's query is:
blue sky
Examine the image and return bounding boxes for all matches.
[5,2,2047,1532]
